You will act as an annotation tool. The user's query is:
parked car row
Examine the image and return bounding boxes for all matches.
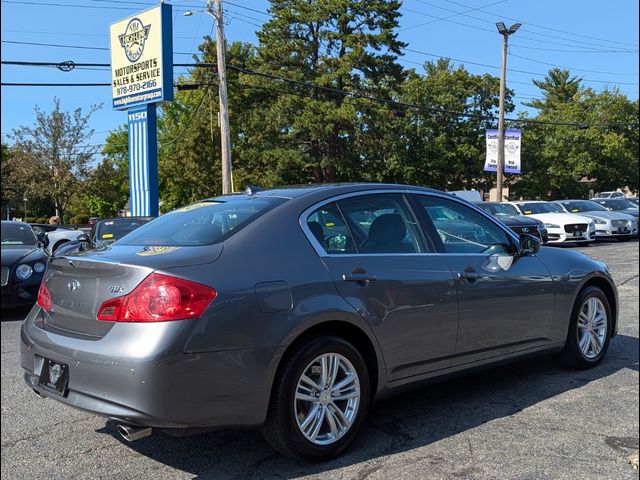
[468,196,637,245]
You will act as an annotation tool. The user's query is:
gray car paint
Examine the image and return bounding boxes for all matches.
[20,184,618,432]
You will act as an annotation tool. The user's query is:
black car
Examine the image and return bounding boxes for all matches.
[474,202,549,243]
[1,221,49,308]
[54,217,153,255]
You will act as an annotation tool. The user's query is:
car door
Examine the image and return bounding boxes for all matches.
[303,192,459,381]
[412,194,555,364]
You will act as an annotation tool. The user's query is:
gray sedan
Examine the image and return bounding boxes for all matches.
[553,199,638,241]
[20,184,618,461]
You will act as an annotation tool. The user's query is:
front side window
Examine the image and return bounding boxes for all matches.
[418,196,514,254]
[336,194,426,254]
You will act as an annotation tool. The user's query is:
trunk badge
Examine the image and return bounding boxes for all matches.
[67,280,80,292]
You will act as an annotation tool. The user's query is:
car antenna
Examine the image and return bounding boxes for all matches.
[244,184,263,196]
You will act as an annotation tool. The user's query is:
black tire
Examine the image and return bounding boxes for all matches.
[52,240,69,253]
[558,286,612,369]
[261,336,371,461]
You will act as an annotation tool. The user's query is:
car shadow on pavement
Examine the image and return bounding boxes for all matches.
[99,334,639,480]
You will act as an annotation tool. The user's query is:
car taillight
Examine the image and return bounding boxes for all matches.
[37,277,52,311]
[97,273,217,323]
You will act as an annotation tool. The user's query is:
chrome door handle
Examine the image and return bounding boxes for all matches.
[342,273,377,282]
[457,267,479,283]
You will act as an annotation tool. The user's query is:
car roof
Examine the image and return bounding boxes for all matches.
[509,200,548,204]
[202,183,442,202]
[1,220,31,226]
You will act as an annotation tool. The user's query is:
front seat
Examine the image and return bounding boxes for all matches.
[360,214,409,253]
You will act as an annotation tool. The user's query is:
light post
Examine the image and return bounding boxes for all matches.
[184,0,233,194]
[23,196,28,221]
[495,21,521,202]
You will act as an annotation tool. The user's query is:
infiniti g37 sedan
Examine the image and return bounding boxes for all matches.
[20,184,618,461]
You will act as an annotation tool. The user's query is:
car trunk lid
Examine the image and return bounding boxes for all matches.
[42,244,222,338]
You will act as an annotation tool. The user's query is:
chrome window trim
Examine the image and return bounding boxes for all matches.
[299,189,520,258]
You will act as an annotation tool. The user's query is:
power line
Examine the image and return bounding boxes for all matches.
[443,0,639,48]
[509,52,639,76]
[5,38,638,86]
[410,0,639,52]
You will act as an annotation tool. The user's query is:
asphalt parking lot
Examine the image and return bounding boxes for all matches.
[2,241,638,480]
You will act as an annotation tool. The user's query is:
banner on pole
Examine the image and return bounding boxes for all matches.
[484,129,522,174]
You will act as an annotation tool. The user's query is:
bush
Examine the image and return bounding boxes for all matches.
[48,216,60,225]
[69,214,90,225]
[25,216,38,223]
[36,217,47,224]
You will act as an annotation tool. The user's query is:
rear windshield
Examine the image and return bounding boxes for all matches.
[119,197,286,246]
[96,219,150,241]
[1,223,37,245]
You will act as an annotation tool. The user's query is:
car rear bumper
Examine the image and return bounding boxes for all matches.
[20,306,275,429]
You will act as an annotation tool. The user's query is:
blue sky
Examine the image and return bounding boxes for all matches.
[1,0,638,156]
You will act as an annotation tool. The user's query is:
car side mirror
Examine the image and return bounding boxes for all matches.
[76,233,90,243]
[519,234,540,256]
[37,232,49,248]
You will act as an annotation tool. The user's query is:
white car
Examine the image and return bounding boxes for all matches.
[505,201,596,244]
[593,191,625,199]
[29,224,85,254]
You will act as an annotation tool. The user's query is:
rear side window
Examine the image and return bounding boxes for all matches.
[120,197,286,246]
[336,194,426,253]
[306,203,356,254]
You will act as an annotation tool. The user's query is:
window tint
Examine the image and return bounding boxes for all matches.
[96,219,151,241]
[418,196,514,254]
[337,194,426,253]
[120,197,286,246]
[306,203,355,254]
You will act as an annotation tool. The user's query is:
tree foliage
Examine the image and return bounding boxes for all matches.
[7,98,101,223]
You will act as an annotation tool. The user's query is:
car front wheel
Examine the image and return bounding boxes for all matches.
[261,336,370,461]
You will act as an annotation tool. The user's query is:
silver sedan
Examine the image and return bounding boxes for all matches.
[553,200,638,241]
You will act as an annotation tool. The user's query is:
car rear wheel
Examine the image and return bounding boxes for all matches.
[559,286,612,369]
[261,336,370,461]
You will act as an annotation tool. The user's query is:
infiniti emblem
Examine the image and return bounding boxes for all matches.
[67,279,80,292]
[521,227,529,233]
[49,363,62,384]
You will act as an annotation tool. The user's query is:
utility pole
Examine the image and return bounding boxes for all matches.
[495,22,521,202]
[210,0,233,194]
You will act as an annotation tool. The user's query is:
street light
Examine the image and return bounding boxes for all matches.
[23,197,28,221]
[495,22,521,202]
[184,0,233,194]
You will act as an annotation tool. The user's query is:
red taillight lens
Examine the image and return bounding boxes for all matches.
[97,273,217,322]
[37,277,52,311]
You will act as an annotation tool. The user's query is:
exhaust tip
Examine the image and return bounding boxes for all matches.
[33,389,46,399]
[117,424,152,442]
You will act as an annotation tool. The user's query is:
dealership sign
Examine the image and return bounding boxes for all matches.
[110,3,173,110]
[484,129,522,174]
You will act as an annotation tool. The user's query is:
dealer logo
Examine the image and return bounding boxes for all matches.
[119,17,151,63]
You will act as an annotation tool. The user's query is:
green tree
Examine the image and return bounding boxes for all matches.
[8,98,101,223]
[255,0,406,182]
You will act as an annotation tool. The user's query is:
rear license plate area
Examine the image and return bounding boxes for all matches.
[38,359,69,397]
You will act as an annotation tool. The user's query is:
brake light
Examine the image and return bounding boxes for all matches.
[97,273,217,322]
[37,277,52,311]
